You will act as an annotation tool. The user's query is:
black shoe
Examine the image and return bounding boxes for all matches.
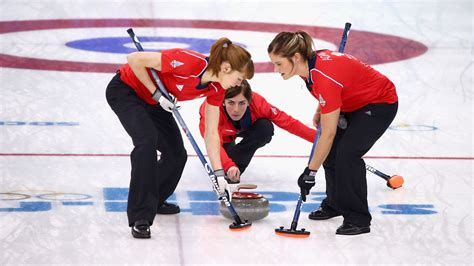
[131,220,151,239]
[336,223,370,235]
[308,207,341,220]
[157,201,180,214]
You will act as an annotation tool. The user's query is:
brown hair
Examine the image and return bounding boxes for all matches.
[267,30,315,62]
[224,80,252,103]
[209,38,254,79]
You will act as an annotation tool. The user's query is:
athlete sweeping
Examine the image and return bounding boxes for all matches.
[106,38,254,238]
[199,80,316,182]
[268,31,398,235]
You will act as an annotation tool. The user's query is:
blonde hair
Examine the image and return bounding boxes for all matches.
[209,37,254,79]
[267,30,315,61]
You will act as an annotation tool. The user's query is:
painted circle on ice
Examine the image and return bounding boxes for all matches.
[0,19,428,73]
[389,124,438,131]
[0,192,31,200]
[65,36,228,54]
[37,193,92,201]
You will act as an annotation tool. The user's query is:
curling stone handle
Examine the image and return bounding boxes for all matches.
[236,184,258,192]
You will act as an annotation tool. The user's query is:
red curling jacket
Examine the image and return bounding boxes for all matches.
[302,50,398,114]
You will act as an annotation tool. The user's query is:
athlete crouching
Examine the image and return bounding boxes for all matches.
[199,80,316,186]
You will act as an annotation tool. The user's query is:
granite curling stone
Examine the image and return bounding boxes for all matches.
[219,184,269,221]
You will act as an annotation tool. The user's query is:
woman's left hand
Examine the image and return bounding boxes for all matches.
[227,166,241,182]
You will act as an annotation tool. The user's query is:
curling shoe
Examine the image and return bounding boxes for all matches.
[308,207,341,220]
[157,201,180,214]
[131,220,151,239]
[336,223,370,235]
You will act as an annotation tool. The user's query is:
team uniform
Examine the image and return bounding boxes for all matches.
[304,50,398,227]
[106,48,225,227]
[199,92,316,174]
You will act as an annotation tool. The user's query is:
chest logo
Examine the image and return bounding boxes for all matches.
[176,84,184,91]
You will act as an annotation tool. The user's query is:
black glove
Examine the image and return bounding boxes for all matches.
[297,167,317,201]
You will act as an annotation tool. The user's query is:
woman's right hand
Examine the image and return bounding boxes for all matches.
[226,166,241,182]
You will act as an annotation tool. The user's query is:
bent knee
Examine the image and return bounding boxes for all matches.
[254,119,274,143]
[162,147,187,165]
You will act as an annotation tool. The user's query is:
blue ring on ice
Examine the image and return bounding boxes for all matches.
[66,36,219,54]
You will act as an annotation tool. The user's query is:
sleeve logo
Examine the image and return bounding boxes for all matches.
[170,60,184,68]
[271,106,278,115]
[319,94,326,107]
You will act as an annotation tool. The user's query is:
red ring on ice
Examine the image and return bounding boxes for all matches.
[0,19,427,73]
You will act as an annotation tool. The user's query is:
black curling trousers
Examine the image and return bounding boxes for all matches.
[320,102,398,227]
[106,74,187,226]
[223,119,274,173]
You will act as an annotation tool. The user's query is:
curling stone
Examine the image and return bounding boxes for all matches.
[219,184,269,221]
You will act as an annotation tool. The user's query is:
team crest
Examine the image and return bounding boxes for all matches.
[170,60,184,68]
[176,84,184,91]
